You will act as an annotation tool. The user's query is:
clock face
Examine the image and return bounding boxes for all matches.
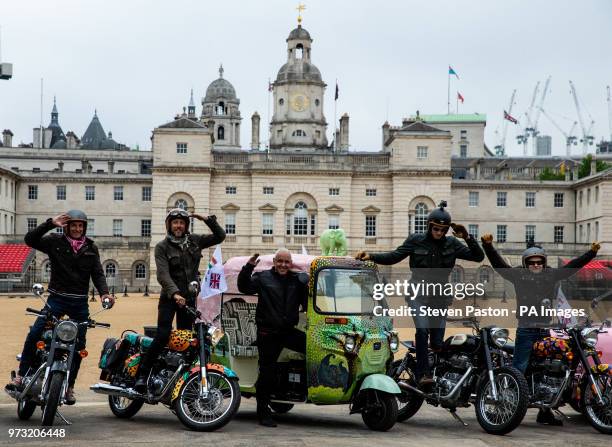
[290,94,310,112]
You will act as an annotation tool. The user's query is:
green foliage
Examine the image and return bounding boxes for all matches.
[578,155,612,179]
[538,167,564,181]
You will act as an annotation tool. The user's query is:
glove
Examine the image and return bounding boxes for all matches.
[450,223,468,239]
[591,241,601,253]
[481,233,494,245]
[355,251,370,261]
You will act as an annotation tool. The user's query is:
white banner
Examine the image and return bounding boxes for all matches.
[199,245,227,300]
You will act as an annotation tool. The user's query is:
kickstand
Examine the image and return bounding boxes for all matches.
[554,408,570,420]
[56,410,72,426]
[449,409,468,427]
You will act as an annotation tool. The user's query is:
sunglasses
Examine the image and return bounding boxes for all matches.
[431,226,447,233]
[526,260,544,266]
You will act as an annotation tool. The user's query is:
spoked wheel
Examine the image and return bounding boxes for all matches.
[475,367,529,435]
[582,373,612,434]
[175,371,241,431]
[361,390,398,431]
[17,399,37,420]
[388,359,424,422]
[108,395,145,419]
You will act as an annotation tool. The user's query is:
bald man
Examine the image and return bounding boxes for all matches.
[237,248,308,427]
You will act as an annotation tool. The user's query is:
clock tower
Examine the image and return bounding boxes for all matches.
[269,19,328,150]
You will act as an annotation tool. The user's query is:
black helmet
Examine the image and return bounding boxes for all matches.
[65,209,88,236]
[427,201,451,228]
[165,208,190,233]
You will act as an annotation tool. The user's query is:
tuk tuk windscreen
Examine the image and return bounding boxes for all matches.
[314,267,384,315]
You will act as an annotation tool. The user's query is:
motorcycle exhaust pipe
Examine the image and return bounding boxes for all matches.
[398,380,427,397]
[90,383,143,399]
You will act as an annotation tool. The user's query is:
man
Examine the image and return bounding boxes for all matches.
[136,209,225,391]
[237,248,308,427]
[356,201,484,385]
[7,210,113,404]
[480,234,599,425]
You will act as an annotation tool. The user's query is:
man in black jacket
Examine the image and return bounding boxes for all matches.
[136,208,225,391]
[237,248,308,427]
[356,201,484,385]
[7,210,112,404]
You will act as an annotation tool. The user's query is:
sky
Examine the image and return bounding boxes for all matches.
[0,0,611,156]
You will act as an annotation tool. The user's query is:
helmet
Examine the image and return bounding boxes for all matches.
[427,201,452,228]
[65,209,88,236]
[165,208,190,233]
[522,246,547,268]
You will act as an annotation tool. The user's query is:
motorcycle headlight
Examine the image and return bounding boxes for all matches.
[389,333,399,352]
[581,327,599,348]
[344,335,356,353]
[490,327,509,348]
[56,321,78,342]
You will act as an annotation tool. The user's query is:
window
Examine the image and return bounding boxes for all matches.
[365,215,376,237]
[554,192,564,208]
[105,263,117,278]
[554,226,564,243]
[579,191,583,207]
[468,191,479,207]
[417,146,428,159]
[414,203,428,234]
[366,188,377,197]
[176,142,187,154]
[262,213,273,235]
[579,224,584,242]
[329,188,339,196]
[596,221,599,240]
[292,129,306,137]
[497,225,507,243]
[142,186,152,202]
[278,98,284,106]
[42,262,51,282]
[225,213,236,235]
[293,201,308,235]
[468,224,479,239]
[134,263,146,280]
[263,186,274,195]
[141,219,151,237]
[525,225,536,243]
[587,223,591,241]
[114,186,124,201]
[112,219,123,237]
[226,186,237,195]
[28,185,38,200]
[328,215,339,230]
[27,218,37,232]
[56,185,66,201]
[450,267,463,283]
[85,185,95,201]
[54,227,63,234]
[175,199,188,210]
[460,129,467,139]
[479,267,491,284]
[217,126,225,140]
[460,145,467,158]
[497,191,507,207]
[525,192,536,208]
[595,186,599,203]
[310,214,316,236]
[87,219,95,236]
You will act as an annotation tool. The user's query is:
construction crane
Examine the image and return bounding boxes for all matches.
[607,85,612,141]
[539,107,578,156]
[494,89,516,156]
[569,80,595,154]
[529,76,551,155]
[518,81,539,155]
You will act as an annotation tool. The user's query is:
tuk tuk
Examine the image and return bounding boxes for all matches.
[206,255,401,431]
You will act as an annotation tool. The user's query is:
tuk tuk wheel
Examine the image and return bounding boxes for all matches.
[269,402,294,414]
[361,390,398,431]
[388,359,424,422]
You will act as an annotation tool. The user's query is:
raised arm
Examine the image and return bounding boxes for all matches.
[24,218,57,254]
[192,214,226,249]
[449,224,485,262]
[554,242,599,281]
[237,254,261,295]
[366,235,418,265]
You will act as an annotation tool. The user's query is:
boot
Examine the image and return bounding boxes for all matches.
[536,408,563,426]
[65,387,76,405]
[134,368,149,394]
[257,401,277,427]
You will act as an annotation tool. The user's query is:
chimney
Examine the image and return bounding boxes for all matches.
[81,159,92,173]
[43,128,52,148]
[339,113,349,151]
[251,112,261,150]
[590,158,597,176]
[33,128,42,148]
[108,161,115,173]
[2,129,13,147]
[66,131,78,149]
[382,121,391,151]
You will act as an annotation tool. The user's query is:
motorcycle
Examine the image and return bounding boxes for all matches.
[91,282,240,432]
[5,284,112,426]
[388,317,529,435]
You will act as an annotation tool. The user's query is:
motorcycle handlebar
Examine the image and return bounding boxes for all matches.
[25,307,46,316]
[184,306,202,320]
[91,321,111,328]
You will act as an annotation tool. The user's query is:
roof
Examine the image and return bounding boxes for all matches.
[0,244,35,275]
[287,25,312,41]
[400,121,445,133]
[276,61,322,83]
[412,114,487,124]
[204,78,237,102]
[158,117,208,129]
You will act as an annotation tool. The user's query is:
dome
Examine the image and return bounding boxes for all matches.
[204,78,237,102]
[287,25,311,41]
[276,61,322,83]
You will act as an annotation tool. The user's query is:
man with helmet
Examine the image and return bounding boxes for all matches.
[7,211,113,404]
[356,201,484,385]
[135,209,225,392]
[480,234,599,425]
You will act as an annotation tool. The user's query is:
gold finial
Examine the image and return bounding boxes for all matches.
[296,3,306,25]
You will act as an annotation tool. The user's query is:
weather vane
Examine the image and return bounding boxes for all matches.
[296,3,306,25]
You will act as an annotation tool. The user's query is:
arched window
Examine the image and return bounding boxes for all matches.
[293,201,308,235]
[218,126,225,140]
[134,263,146,280]
[296,44,304,59]
[216,101,225,115]
[105,262,117,278]
[292,129,306,137]
[414,203,429,234]
[175,199,188,210]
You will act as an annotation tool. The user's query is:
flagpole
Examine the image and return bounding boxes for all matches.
[447,68,450,115]
[456,92,459,114]
[267,77,271,153]
[334,78,338,153]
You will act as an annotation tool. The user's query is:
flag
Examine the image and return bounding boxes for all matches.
[199,245,227,300]
[334,81,339,100]
[268,81,273,92]
[301,244,308,255]
[457,92,464,103]
[504,110,518,124]
[555,286,577,326]
[448,66,459,79]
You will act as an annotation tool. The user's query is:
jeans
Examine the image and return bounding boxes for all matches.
[513,328,549,374]
[410,299,446,379]
[18,294,89,387]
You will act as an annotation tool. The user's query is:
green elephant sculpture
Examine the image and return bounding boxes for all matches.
[320,228,348,256]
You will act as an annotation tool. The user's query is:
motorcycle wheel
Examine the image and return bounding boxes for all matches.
[388,359,424,422]
[361,390,398,431]
[17,399,37,420]
[41,371,64,426]
[269,402,294,414]
[108,395,145,419]
[175,371,241,431]
[475,366,528,435]
[581,373,612,434]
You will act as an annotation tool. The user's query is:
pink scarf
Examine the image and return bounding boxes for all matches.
[65,235,86,253]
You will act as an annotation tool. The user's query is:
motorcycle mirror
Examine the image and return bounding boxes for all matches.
[32,283,45,296]
[188,281,199,296]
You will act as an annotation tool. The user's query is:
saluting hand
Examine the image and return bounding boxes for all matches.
[247,253,260,266]
[51,213,71,228]
[450,223,469,239]
[190,214,209,222]
[591,241,601,253]
[481,233,494,245]
[355,251,370,261]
